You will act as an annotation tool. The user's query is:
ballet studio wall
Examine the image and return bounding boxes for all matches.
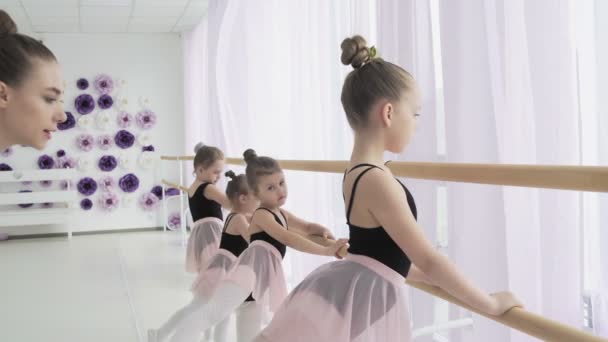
[0,33,185,235]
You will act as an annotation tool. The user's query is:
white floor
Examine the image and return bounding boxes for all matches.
[0,231,236,342]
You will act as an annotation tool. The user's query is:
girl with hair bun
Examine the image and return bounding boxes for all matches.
[255,35,522,341]
[185,142,232,273]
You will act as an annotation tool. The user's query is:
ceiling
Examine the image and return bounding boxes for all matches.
[0,0,208,34]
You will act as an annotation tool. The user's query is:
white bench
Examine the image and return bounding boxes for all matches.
[0,169,77,238]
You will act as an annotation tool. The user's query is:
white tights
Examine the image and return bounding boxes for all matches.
[158,283,264,342]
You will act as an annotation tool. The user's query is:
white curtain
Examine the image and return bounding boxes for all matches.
[182,0,608,340]
[438,0,607,340]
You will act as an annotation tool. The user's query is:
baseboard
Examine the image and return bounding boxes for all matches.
[6,226,165,240]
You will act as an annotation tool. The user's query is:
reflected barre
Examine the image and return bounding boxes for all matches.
[161,156,608,193]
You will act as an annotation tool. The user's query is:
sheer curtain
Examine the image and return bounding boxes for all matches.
[438,0,599,340]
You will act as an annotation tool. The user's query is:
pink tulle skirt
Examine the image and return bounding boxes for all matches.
[185,217,223,273]
[224,240,288,313]
[256,254,412,342]
[190,249,237,298]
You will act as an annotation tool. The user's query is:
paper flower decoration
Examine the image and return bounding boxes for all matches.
[94,74,114,94]
[57,112,76,130]
[75,94,95,115]
[99,192,119,211]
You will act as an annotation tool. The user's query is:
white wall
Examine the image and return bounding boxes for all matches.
[0,33,184,235]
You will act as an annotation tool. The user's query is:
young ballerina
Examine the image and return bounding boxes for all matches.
[255,35,523,341]
[185,143,232,273]
[0,10,67,151]
[149,149,347,342]
[155,171,259,342]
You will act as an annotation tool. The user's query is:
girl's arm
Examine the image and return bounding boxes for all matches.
[363,169,522,316]
[281,209,336,240]
[253,210,346,257]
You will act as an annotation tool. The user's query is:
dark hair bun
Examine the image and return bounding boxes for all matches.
[340,35,370,69]
[193,142,205,153]
[225,170,236,179]
[243,149,258,163]
[0,10,18,35]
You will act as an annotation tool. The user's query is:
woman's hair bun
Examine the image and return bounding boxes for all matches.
[0,10,18,36]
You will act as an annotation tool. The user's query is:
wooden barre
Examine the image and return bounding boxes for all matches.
[161,179,189,193]
[306,235,607,342]
[160,156,608,193]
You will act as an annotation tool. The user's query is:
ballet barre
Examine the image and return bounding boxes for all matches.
[161,156,608,192]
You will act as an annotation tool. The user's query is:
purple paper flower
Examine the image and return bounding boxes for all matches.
[139,192,160,211]
[57,112,76,130]
[99,176,115,191]
[60,180,73,190]
[151,185,163,200]
[136,110,157,130]
[39,180,53,188]
[56,149,66,158]
[118,173,139,193]
[94,74,114,94]
[167,212,181,231]
[0,163,13,171]
[1,147,13,157]
[57,156,76,169]
[76,134,95,152]
[18,190,33,208]
[98,94,114,110]
[165,188,180,197]
[142,145,155,152]
[37,154,55,169]
[114,130,135,149]
[75,94,95,115]
[77,78,89,90]
[99,192,119,211]
[97,134,114,150]
[98,155,117,172]
[117,111,133,128]
[41,202,54,208]
[77,177,97,196]
[80,198,93,210]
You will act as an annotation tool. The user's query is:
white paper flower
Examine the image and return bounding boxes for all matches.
[121,194,134,208]
[113,95,129,110]
[138,151,158,170]
[119,153,134,170]
[137,132,152,147]
[77,156,92,172]
[96,111,112,131]
[138,96,151,108]
[77,115,93,130]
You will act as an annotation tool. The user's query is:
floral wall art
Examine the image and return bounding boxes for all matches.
[1,74,178,216]
[0,33,185,234]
